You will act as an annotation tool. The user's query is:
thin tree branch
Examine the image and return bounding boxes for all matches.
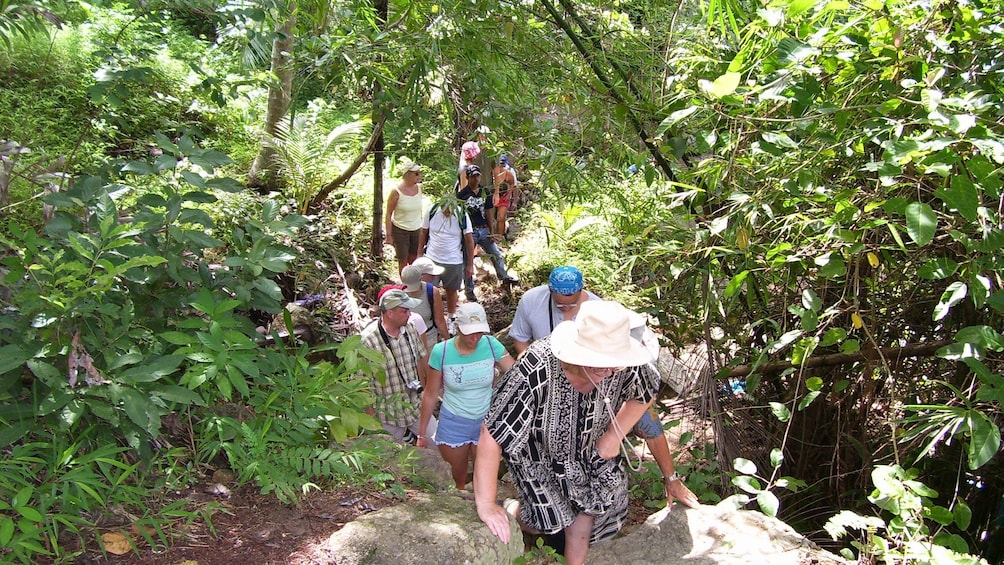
[540,0,676,180]
[726,340,953,378]
[307,117,386,214]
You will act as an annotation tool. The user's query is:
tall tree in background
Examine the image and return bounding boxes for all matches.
[246,7,296,189]
[369,0,387,259]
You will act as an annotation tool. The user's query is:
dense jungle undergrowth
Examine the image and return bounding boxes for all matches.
[1,0,1003,563]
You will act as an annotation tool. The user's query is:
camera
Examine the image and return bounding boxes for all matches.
[406,379,423,393]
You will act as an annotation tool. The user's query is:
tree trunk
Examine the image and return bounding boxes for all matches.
[370,0,388,260]
[247,13,296,190]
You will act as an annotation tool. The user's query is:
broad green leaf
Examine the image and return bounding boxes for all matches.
[801,289,822,312]
[11,486,33,508]
[656,106,699,136]
[0,517,13,546]
[800,310,818,332]
[725,270,750,298]
[770,402,792,422]
[872,465,907,497]
[968,413,1000,470]
[927,505,954,526]
[955,326,1004,351]
[733,476,761,494]
[776,37,815,63]
[152,385,206,406]
[734,458,758,474]
[121,388,153,433]
[935,342,981,361]
[917,258,958,280]
[905,201,937,246]
[700,72,741,99]
[762,131,799,149]
[120,355,185,383]
[770,448,784,468]
[15,505,44,522]
[954,501,972,529]
[816,253,846,279]
[0,345,30,375]
[806,377,823,391]
[934,176,979,221]
[820,328,847,347]
[798,391,821,411]
[933,281,967,321]
[970,274,990,309]
[757,490,780,517]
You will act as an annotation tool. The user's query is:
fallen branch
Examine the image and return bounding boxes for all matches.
[726,340,953,378]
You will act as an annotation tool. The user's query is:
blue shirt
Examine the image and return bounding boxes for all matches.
[429,335,505,419]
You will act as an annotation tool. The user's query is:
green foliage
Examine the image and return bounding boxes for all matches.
[195,338,384,505]
[0,126,378,556]
[721,453,806,518]
[0,427,200,564]
[513,535,566,565]
[268,109,369,214]
[824,465,987,565]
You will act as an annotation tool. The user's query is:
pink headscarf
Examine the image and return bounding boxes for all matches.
[461,141,481,160]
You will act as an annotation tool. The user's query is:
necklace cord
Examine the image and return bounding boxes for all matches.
[581,367,643,473]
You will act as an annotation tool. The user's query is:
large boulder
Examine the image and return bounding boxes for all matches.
[586,504,849,565]
[318,492,523,565]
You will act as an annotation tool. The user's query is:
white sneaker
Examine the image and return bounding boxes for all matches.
[447,315,458,336]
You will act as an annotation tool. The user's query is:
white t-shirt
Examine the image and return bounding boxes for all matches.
[422,208,473,265]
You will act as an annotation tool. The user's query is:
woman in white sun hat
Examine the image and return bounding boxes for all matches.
[473,300,660,565]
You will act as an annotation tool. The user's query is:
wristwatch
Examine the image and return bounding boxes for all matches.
[665,471,681,482]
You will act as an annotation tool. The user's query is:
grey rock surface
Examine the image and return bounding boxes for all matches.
[586,504,849,565]
[318,492,523,565]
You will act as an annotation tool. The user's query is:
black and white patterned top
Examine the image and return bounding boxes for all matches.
[483,336,660,542]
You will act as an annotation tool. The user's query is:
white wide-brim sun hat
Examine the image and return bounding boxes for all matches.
[551,301,653,368]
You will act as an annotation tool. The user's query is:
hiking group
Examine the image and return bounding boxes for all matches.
[365,137,698,565]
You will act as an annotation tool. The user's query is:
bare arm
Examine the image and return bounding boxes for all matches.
[474,424,510,543]
[384,189,399,244]
[646,434,700,508]
[417,228,429,258]
[597,398,651,459]
[431,286,448,339]
[513,340,530,355]
[463,232,476,277]
[416,364,442,449]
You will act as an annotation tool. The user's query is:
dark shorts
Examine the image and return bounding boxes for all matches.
[435,262,465,290]
[391,224,420,261]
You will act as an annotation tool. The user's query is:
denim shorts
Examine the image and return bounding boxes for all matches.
[632,409,663,439]
[434,405,483,447]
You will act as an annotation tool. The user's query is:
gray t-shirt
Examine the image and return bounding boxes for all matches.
[508,285,600,344]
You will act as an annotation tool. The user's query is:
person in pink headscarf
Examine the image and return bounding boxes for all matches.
[457,140,481,191]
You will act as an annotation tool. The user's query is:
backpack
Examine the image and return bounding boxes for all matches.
[424,203,469,262]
